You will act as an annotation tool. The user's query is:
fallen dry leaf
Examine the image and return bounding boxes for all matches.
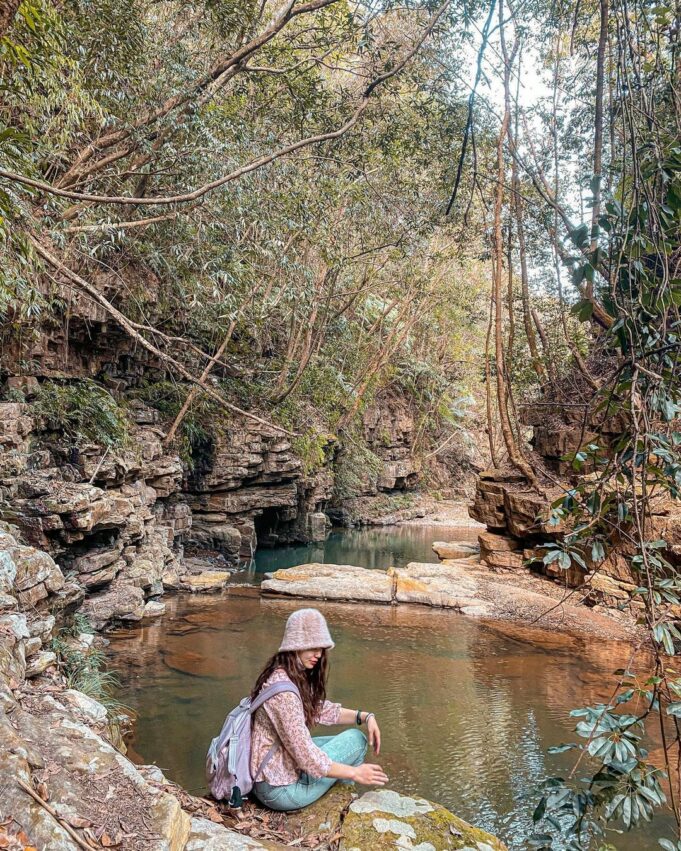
[63,815,91,829]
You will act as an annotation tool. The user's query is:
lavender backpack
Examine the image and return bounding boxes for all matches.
[206,681,301,807]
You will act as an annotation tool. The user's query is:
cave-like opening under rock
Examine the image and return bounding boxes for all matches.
[254,506,292,548]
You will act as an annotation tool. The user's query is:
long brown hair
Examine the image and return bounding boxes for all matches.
[251,650,329,728]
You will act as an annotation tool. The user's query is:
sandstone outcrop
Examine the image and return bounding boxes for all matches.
[261,562,637,639]
[342,787,507,850]
[432,540,480,560]
[0,401,189,627]
[219,786,508,851]
[469,390,681,605]
[0,398,333,629]
[263,562,394,603]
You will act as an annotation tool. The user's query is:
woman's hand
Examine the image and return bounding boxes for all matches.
[353,763,389,786]
[367,715,381,755]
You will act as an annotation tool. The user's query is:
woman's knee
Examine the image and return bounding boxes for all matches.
[341,728,367,761]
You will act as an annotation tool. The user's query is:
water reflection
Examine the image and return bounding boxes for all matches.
[231,524,481,582]
[108,594,668,850]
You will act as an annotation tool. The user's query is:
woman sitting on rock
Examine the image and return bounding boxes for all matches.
[250,607,387,811]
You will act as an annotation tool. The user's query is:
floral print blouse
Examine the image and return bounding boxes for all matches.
[250,667,341,786]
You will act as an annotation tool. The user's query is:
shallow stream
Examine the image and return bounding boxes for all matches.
[108,526,669,850]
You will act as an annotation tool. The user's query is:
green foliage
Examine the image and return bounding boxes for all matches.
[1,0,488,465]
[291,430,335,476]
[33,379,129,448]
[51,614,125,719]
[332,440,383,500]
[529,59,681,851]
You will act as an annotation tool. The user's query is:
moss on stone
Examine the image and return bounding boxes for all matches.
[284,784,355,837]
[340,790,507,851]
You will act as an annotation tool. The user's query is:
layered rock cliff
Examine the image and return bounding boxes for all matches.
[469,387,681,607]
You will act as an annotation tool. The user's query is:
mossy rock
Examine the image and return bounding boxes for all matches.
[282,784,355,837]
[340,789,507,851]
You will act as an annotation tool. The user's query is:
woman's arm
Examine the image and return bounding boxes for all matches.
[326,760,389,785]
[337,708,369,725]
[337,708,382,755]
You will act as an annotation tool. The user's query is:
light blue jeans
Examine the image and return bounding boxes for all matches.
[253,728,368,811]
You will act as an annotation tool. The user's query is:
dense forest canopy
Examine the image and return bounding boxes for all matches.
[2,0,681,846]
[1,0,496,480]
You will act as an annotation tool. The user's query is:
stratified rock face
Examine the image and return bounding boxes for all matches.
[185,423,332,558]
[469,391,681,602]
[469,468,590,588]
[469,462,681,596]
[341,788,507,851]
[477,532,524,571]
[0,402,186,625]
[363,398,420,493]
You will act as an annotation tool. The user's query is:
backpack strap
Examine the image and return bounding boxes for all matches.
[253,741,280,783]
[249,680,301,713]
[250,680,302,783]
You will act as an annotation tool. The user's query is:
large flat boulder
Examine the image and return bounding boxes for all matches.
[180,570,231,593]
[261,561,637,640]
[393,563,489,615]
[262,563,394,603]
[185,817,286,849]
[341,788,507,850]
[432,541,479,560]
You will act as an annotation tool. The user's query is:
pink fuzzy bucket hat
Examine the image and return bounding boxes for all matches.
[279,608,335,652]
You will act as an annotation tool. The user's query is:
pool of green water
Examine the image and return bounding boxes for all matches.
[107,527,670,850]
[235,523,479,582]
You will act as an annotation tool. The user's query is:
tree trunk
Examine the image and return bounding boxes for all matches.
[513,186,545,381]
[588,0,610,299]
[493,0,538,487]
[484,288,499,468]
